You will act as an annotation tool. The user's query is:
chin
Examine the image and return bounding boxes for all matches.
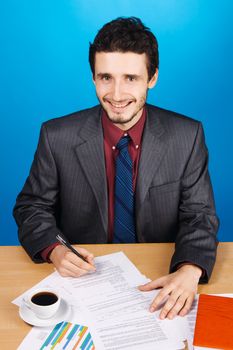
[107,113,133,124]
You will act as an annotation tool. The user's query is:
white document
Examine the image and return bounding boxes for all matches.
[88,312,185,350]
[63,252,149,298]
[62,252,186,349]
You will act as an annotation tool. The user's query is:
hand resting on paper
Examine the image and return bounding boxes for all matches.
[50,245,96,277]
[139,264,202,319]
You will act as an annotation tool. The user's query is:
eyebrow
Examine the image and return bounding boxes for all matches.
[96,73,141,79]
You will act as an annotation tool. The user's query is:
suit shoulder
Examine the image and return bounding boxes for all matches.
[146,104,206,151]
[146,104,201,129]
[41,105,101,132]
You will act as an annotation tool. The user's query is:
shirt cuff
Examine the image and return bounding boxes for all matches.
[41,242,61,263]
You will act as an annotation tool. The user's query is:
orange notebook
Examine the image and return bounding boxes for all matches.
[193,294,233,350]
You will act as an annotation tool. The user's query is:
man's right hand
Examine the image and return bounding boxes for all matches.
[49,245,96,277]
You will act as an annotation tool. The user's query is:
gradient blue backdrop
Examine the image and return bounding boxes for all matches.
[1,1,232,244]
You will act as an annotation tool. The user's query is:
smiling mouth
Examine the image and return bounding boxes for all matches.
[106,100,133,109]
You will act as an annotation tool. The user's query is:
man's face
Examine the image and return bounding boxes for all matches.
[93,52,158,130]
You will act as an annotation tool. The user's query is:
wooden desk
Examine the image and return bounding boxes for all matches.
[0,243,232,349]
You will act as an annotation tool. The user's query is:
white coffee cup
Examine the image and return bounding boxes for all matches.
[23,288,61,319]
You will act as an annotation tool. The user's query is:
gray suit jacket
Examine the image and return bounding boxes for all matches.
[13,104,219,282]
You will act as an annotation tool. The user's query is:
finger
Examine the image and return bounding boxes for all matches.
[138,277,165,291]
[56,266,80,278]
[59,257,90,277]
[75,247,96,267]
[149,284,174,312]
[179,294,195,317]
[76,247,95,264]
[158,289,184,319]
[86,255,95,266]
[67,251,96,272]
[165,292,189,320]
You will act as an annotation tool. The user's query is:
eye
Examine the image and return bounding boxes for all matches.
[127,76,136,82]
[102,75,111,81]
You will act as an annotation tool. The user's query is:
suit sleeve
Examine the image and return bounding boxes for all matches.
[169,122,219,283]
[13,123,61,262]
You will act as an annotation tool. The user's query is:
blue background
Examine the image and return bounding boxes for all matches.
[1,0,232,245]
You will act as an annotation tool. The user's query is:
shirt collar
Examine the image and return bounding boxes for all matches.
[101,107,146,149]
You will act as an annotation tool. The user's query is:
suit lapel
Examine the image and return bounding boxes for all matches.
[74,107,108,235]
[136,105,168,212]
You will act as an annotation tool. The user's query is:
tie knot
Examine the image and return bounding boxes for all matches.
[116,135,130,151]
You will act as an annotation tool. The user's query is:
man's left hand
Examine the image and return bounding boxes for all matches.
[138,264,202,319]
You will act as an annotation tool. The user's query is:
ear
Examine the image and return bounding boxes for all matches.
[148,69,159,89]
[92,74,96,85]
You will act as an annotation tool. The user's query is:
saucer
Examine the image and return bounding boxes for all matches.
[19,298,71,327]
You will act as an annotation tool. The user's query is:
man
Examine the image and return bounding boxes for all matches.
[13,17,219,320]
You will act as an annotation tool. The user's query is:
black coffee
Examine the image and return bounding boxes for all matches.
[31,292,58,306]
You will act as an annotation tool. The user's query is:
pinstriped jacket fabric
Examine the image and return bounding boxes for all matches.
[13,104,219,282]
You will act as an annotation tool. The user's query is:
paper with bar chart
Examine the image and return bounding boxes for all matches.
[17,321,94,350]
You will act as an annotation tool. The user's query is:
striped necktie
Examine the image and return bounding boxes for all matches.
[113,135,136,243]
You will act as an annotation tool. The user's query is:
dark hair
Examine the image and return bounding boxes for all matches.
[89,17,159,81]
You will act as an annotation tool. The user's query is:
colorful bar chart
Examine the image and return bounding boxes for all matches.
[40,321,95,350]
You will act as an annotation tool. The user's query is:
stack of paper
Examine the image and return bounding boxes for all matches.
[12,252,207,349]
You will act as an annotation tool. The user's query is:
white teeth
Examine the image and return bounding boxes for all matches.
[110,102,131,108]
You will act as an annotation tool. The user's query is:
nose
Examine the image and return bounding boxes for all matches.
[111,80,123,101]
